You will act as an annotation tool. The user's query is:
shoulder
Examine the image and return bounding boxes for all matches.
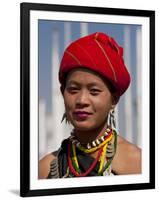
[38,152,57,179]
[112,135,141,175]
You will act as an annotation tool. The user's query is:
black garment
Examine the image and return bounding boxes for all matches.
[47,138,117,178]
[58,139,101,177]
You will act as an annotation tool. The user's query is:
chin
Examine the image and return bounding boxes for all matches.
[72,121,97,131]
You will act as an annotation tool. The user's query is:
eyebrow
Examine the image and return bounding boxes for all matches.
[66,80,104,88]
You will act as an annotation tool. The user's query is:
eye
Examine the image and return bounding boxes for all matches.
[90,88,101,95]
[66,86,79,94]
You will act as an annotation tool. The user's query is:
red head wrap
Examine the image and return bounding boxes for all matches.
[59,32,130,96]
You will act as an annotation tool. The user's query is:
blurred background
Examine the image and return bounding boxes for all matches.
[38,20,142,159]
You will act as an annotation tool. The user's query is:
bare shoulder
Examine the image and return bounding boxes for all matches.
[112,135,141,175]
[38,152,57,179]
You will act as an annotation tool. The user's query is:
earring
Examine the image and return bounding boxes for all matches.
[107,109,116,130]
[61,112,66,123]
[61,112,69,124]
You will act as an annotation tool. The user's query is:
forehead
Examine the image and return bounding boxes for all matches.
[66,68,106,85]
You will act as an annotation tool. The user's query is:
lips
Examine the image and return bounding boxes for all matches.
[73,110,92,120]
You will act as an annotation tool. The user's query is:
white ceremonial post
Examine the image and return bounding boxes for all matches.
[80,22,88,37]
[64,22,72,49]
[50,28,65,152]
[63,22,74,138]
[123,26,133,143]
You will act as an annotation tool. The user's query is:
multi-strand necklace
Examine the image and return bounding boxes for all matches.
[67,128,117,177]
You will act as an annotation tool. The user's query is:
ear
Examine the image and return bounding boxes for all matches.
[111,104,116,110]
[111,93,120,108]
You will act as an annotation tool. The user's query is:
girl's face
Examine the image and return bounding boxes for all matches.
[63,69,116,131]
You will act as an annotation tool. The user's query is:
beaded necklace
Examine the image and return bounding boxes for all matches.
[67,129,117,177]
[68,141,103,177]
[70,128,113,153]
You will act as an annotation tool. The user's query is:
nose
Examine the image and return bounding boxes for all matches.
[75,90,90,107]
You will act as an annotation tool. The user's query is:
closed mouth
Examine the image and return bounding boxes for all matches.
[73,111,93,120]
[73,111,92,115]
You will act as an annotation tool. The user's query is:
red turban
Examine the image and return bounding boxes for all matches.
[59,32,130,96]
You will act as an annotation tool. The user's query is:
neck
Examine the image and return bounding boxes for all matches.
[73,123,107,145]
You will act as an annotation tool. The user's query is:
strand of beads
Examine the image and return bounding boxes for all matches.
[69,128,113,154]
[98,130,117,176]
[68,129,117,177]
[98,142,108,174]
[68,140,103,177]
[77,132,113,153]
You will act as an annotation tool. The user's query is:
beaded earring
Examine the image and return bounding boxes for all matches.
[107,109,116,130]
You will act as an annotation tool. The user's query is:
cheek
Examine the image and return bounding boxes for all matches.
[63,93,74,112]
[93,95,112,115]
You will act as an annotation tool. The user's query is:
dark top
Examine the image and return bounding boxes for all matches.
[47,139,117,178]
